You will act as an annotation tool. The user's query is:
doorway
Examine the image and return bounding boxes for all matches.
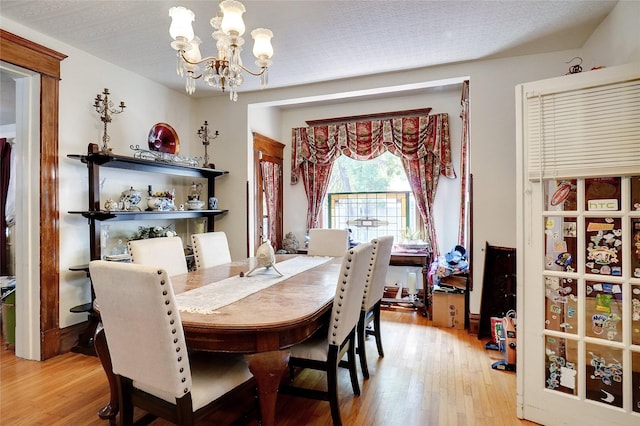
[0,30,66,360]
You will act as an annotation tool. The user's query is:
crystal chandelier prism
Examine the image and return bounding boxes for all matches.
[169,1,274,101]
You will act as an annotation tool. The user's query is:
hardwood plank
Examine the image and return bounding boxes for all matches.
[0,311,538,425]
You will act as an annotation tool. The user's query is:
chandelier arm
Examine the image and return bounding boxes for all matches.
[180,51,222,66]
[236,63,267,77]
[179,51,266,77]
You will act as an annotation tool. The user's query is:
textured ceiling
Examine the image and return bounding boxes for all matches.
[0,0,617,105]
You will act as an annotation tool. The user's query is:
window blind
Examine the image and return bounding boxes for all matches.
[526,78,640,180]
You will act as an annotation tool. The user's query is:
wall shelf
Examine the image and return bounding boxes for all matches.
[68,143,229,261]
[68,209,228,221]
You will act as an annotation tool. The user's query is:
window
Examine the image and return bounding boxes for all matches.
[323,152,419,244]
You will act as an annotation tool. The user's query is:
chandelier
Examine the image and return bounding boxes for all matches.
[168,1,274,100]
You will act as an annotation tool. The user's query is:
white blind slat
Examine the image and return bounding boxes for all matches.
[526,78,640,180]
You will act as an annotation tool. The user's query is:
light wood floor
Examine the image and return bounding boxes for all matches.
[0,310,538,425]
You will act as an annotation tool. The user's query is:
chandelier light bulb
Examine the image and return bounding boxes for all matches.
[169,7,195,41]
[251,28,273,59]
[220,0,246,36]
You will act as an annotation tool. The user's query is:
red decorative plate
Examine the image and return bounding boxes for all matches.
[148,123,180,154]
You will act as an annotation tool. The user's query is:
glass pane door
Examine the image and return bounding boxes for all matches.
[529,175,640,422]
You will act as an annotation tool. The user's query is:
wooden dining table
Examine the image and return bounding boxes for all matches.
[94,254,342,426]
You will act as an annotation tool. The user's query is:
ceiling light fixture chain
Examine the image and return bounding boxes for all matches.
[168,1,274,100]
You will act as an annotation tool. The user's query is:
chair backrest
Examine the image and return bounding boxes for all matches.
[307,228,349,257]
[191,231,232,269]
[327,242,375,346]
[89,260,191,399]
[128,236,188,277]
[362,235,394,311]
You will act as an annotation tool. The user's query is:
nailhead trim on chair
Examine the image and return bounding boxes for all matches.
[331,248,356,340]
[157,269,190,395]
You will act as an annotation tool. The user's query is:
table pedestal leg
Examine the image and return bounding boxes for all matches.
[94,323,118,424]
[244,350,290,426]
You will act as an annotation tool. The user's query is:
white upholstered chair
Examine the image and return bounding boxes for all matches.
[191,231,232,270]
[358,235,394,379]
[89,260,256,426]
[128,236,188,277]
[279,242,375,426]
[307,228,349,257]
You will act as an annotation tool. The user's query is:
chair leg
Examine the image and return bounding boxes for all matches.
[175,394,195,426]
[373,303,384,358]
[357,311,370,379]
[346,332,361,397]
[327,346,342,426]
[117,376,135,426]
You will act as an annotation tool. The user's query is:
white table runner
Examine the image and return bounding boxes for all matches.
[176,256,332,314]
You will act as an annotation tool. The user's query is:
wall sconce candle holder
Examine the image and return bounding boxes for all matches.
[197,120,219,168]
[93,88,126,153]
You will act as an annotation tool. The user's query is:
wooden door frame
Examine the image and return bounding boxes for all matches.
[1,29,67,360]
[252,132,285,252]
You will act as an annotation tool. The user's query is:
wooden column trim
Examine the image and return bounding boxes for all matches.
[0,29,67,78]
[0,29,66,359]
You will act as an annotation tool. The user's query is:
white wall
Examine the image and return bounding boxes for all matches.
[1,18,196,329]
[199,50,584,314]
[2,0,639,334]
[582,0,640,69]
[278,86,464,253]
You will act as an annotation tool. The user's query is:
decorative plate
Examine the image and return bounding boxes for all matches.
[148,123,179,154]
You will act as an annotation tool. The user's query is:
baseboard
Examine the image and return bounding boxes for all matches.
[60,320,91,354]
[468,313,480,335]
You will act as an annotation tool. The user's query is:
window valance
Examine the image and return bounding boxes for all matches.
[291,113,455,184]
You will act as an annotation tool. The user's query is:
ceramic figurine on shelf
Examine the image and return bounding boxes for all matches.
[104,198,118,211]
[188,182,203,201]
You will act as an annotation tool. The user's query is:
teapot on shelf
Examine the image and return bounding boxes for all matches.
[120,186,142,211]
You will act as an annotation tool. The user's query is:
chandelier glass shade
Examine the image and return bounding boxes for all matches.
[169,1,273,100]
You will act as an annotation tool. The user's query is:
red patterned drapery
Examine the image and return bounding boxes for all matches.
[291,113,455,255]
[458,81,470,248]
[260,160,281,247]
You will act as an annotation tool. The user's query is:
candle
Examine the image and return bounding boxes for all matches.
[408,272,417,295]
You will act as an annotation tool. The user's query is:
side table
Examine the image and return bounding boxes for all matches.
[381,252,431,318]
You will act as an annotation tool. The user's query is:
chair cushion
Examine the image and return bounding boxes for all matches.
[134,351,253,411]
[289,332,329,362]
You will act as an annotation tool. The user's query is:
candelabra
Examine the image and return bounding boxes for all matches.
[197,120,219,168]
[93,88,126,153]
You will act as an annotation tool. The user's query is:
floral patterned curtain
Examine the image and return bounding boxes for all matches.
[458,81,470,248]
[291,113,455,254]
[260,160,281,246]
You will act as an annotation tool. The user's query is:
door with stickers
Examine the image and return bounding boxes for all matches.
[517,64,640,425]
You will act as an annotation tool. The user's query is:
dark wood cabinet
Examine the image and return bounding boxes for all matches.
[478,242,516,339]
